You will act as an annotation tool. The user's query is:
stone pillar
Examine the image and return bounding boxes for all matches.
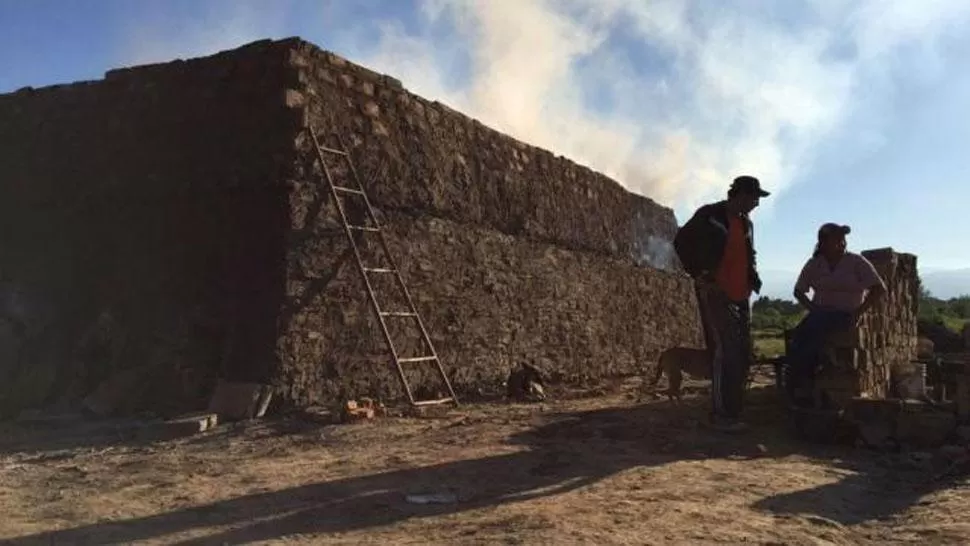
[816,248,919,406]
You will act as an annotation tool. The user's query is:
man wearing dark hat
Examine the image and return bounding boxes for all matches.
[673,175,769,432]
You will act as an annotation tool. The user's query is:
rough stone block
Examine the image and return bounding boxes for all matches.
[82,367,149,418]
[847,398,901,447]
[283,89,305,108]
[208,381,273,421]
[895,401,956,448]
[917,336,935,359]
[135,412,218,442]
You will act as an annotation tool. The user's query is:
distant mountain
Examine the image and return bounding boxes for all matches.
[757,269,799,301]
[920,269,970,299]
[755,267,970,301]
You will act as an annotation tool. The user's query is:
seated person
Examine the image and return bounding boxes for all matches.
[787,223,886,407]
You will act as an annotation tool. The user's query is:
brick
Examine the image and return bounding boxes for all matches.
[284,88,305,108]
[208,381,272,421]
[135,412,218,442]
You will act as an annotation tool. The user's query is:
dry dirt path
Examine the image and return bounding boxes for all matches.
[1,378,969,545]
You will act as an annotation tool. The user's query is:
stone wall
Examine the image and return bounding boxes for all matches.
[0,39,296,415]
[819,248,919,405]
[0,37,701,415]
[276,39,700,405]
[282,41,678,261]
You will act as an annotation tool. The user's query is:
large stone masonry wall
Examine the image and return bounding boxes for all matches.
[277,39,701,404]
[0,40,297,415]
[0,37,701,414]
[276,210,699,404]
[283,40,679,262]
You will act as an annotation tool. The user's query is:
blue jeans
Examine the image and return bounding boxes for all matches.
[787,309,853,402]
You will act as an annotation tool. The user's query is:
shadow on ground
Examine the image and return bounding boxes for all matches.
[4,387,792,544]
[5,385,966,544]
[753,449,970,526]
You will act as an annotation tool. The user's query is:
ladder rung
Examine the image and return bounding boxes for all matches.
[348,225,379,232]
[413,397,455,407]
[399,356,437,364]
[380,311,417,317]
[363,267,394,274]
[334,186,364,195]
[318,145,348,156]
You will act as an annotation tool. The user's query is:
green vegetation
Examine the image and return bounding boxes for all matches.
[749,284,969,358]
[917,283,970,332]
[750,296,804,357]
[751,296,805,332]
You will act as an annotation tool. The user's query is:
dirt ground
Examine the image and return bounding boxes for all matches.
[2,368,970,545]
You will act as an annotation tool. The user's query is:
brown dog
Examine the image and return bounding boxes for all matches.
[645,346,712,402]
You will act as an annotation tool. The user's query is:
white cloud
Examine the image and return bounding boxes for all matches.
[337,0,970,217]
[114,0,970,219]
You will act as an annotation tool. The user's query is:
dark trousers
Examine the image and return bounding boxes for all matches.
[786,309,853,401]
[695,284,751,419]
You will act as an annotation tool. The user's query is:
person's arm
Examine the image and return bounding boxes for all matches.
[853,256,887,322]
[792,260,815,311]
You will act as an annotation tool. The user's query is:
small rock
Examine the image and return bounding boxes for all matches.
[405,491,458,504]
[910,451,934,462]
[283,89,305,109]
[900,451,935,471]
[939,444,968,462]
[371,120,390,137]
[136,413,218,442]
[361,101,380,118]
[955,426,970,445]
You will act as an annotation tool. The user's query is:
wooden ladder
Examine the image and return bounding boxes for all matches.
[308,126,458,408]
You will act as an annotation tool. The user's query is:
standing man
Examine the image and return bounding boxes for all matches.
[673,175,769,432]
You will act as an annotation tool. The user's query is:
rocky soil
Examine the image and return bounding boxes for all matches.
[2,371,969,545]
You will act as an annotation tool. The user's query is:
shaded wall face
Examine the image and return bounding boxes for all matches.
[275,42,702,405]
[0,42,296,415]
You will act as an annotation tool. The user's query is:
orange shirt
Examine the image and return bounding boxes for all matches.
[715,216,750,301]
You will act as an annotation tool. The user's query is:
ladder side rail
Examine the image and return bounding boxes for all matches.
[309,128,417,404]
[334,135,459,404]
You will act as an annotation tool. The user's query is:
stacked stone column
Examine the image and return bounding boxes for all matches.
[819,248,919,406]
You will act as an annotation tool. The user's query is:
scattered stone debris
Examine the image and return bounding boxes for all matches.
[938,444,969,463]
[135,412,218,442]
[506,361,546,402]
[405,490,459,505]
[81,366,153,418]
[341,397,384,423]
[848,397,957,449]
[207,381,274,422]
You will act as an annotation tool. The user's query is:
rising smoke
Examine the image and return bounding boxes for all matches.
[632,235,679,273]
[116,1,970,216]
[339,0,970,214]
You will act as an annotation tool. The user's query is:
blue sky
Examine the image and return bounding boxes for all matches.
[2,0,969,291]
